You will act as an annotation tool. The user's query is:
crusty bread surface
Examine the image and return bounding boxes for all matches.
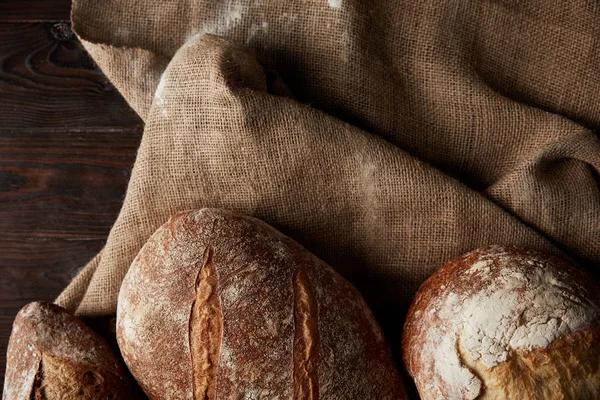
[117,208,406,399]
[403,246,600,400]
[3,302,136,400]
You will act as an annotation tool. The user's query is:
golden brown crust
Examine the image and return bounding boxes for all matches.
[402,246,600,400]
[463,326,600,399]
[293,270,320,400]
[190,247,222,400]
[117,208,406,399]
[2,302,136,400]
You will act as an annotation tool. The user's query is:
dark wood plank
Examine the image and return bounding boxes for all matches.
[0,0,71,23]
[0,128,142,238]
[0,22,143,129]
[0,238,105,306]
[0,237,106,388]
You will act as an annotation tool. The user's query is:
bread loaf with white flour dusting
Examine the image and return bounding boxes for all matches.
[3,302,136,400]
[403,245,600,400]
[117,208,406,399]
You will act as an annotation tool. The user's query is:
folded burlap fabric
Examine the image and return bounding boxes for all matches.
[56,0,600,356]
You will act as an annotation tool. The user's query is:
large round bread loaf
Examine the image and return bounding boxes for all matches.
[403,246,600,400]
[117,208,406,399]
[3,302,136,400]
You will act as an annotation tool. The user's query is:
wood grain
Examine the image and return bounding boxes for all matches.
[0,128,141,238]
[0,0,71,23]
[0,16,142,389]
[0,23,143,129]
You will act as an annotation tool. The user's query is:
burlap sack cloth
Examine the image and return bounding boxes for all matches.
[56,0,600,358]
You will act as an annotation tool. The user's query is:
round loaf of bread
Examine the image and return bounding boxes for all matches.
[116,208,406,399]
[403,245,600,400]
[3,302,137,400]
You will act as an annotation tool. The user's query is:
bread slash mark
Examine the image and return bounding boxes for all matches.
[190,247,223,400]
[293,270,320,400]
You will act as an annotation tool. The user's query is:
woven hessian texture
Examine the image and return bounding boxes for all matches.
[57,0,600,356]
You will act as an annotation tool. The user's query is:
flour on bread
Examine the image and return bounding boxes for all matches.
[420,246,599,399]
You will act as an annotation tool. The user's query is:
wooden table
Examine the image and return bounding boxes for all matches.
[0,1,142,388]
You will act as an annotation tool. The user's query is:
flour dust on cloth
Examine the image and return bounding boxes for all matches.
[56,0,600,356]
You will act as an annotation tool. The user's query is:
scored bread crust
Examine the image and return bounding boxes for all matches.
[116,208,406,399]
[402,245,600,400]
[3,302,136,400]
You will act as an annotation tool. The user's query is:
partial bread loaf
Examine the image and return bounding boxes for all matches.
[3,302,136,400]
[403,246,600,400]
[117,208,406,399]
